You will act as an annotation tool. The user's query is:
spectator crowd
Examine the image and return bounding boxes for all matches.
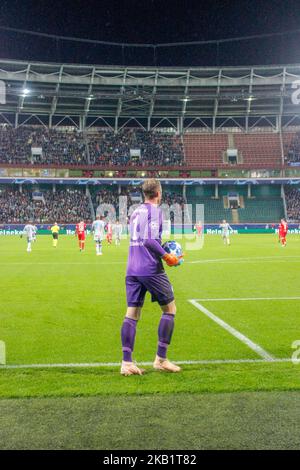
[0,183,187,224]
[0,187,92,223]
[92,186,186,224]
[285,132,300,165]
[89,129,184,166]
[0,126,87,165]
[285,186,300,222]
[0,125,184,167]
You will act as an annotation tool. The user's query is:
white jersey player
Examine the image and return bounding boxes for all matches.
[22,222,37,252]
[32,225,38,242]
[92,215,106,255]
[219,219,233,245]
[113,220,123,245]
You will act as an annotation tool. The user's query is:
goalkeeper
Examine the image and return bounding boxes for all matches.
[120,179,183,376]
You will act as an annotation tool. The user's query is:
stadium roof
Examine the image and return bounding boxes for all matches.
[0,59,300,127]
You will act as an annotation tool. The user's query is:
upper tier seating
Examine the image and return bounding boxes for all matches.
[0,126,87,165]
[88,129,184,166]
[183,134,228,167]
[233,134,282,166]
[282,132,300,164]
[0,126,184,167]
[184,132,282,167]
[0,125,297,168]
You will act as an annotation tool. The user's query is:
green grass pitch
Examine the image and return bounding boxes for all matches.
[0,232,300,449]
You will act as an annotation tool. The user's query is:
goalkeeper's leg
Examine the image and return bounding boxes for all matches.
[153,300,181,373]
[120,306,144,376]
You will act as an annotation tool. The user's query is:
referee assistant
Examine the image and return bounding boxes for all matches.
[50,222,60,248]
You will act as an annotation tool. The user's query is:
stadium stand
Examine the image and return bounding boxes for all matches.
[238,198,284,223]
[88,129,184,166]
[0,125,297,170]
[183,133,228,167]
[285,186,300,222]
[185,195,231,223]
[92,185,186,214]
[283,131,300,164]
[184,184,286,223]
[0,126,184,167]
[0,126,87,165]
[0,187,92,223]
[233,133,282,166]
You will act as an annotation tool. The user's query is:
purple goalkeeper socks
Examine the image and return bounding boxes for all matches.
[121,317,137,362]
[157,313,175,359]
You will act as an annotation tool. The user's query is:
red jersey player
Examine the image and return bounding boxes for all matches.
[194,221,203,237]
[75,220,87,251]
[278,218,288,247]
[106,221,113,245]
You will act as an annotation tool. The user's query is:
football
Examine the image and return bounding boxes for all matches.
[162,240,184,266]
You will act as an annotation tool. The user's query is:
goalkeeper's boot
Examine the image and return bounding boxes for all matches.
[120,361,145,376]
[153,356,181,373]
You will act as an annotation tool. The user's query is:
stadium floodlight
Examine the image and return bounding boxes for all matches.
[244,95,257,102]
[21,88,30,98]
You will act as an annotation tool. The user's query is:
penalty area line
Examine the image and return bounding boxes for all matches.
[0,358,294,369]
[188,299,275,361]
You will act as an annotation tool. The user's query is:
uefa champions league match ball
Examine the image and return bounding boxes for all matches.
[162,240,184,266]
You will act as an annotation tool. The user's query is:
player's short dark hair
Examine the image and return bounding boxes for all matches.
[142,179,162,200]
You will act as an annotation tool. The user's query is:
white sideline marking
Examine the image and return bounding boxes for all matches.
[0,341,5,365]
[0,262,126,266]
[0,358,294,370]
[196,297,300,302]
[189,256,300,264]
[189,299,275,361]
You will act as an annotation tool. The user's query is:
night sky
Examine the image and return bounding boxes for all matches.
[1,0,300,66]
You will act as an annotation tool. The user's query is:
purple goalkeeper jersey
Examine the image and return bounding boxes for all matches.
[126,203,166,276]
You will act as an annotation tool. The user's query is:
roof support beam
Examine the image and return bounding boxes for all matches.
[213,69,222,118]
[84,66,95,116]
[246,68,254,115]
[149,69,158,120]
[50,65,64,117]
[116,69,127,118]
[182,69,190,116]
[279,67,286,124]
[17,63,31,114]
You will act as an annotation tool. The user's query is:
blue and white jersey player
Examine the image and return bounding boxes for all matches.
[92,215,106,256]
[113,220,123,245]
[23,222,37,252]
[219,219,233,245]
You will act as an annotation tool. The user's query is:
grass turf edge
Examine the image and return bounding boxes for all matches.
[0,362,299,399]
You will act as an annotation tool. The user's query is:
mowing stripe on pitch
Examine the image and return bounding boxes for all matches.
[188,299,275,361]
[0,357,295,369]
[2,255,300,267]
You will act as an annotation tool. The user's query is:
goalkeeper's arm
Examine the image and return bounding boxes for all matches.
[143,239,181,267]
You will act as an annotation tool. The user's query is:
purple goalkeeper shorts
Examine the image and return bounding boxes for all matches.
[126,273,174,307]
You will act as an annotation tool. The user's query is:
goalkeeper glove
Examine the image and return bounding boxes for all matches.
[162,253,183,267]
